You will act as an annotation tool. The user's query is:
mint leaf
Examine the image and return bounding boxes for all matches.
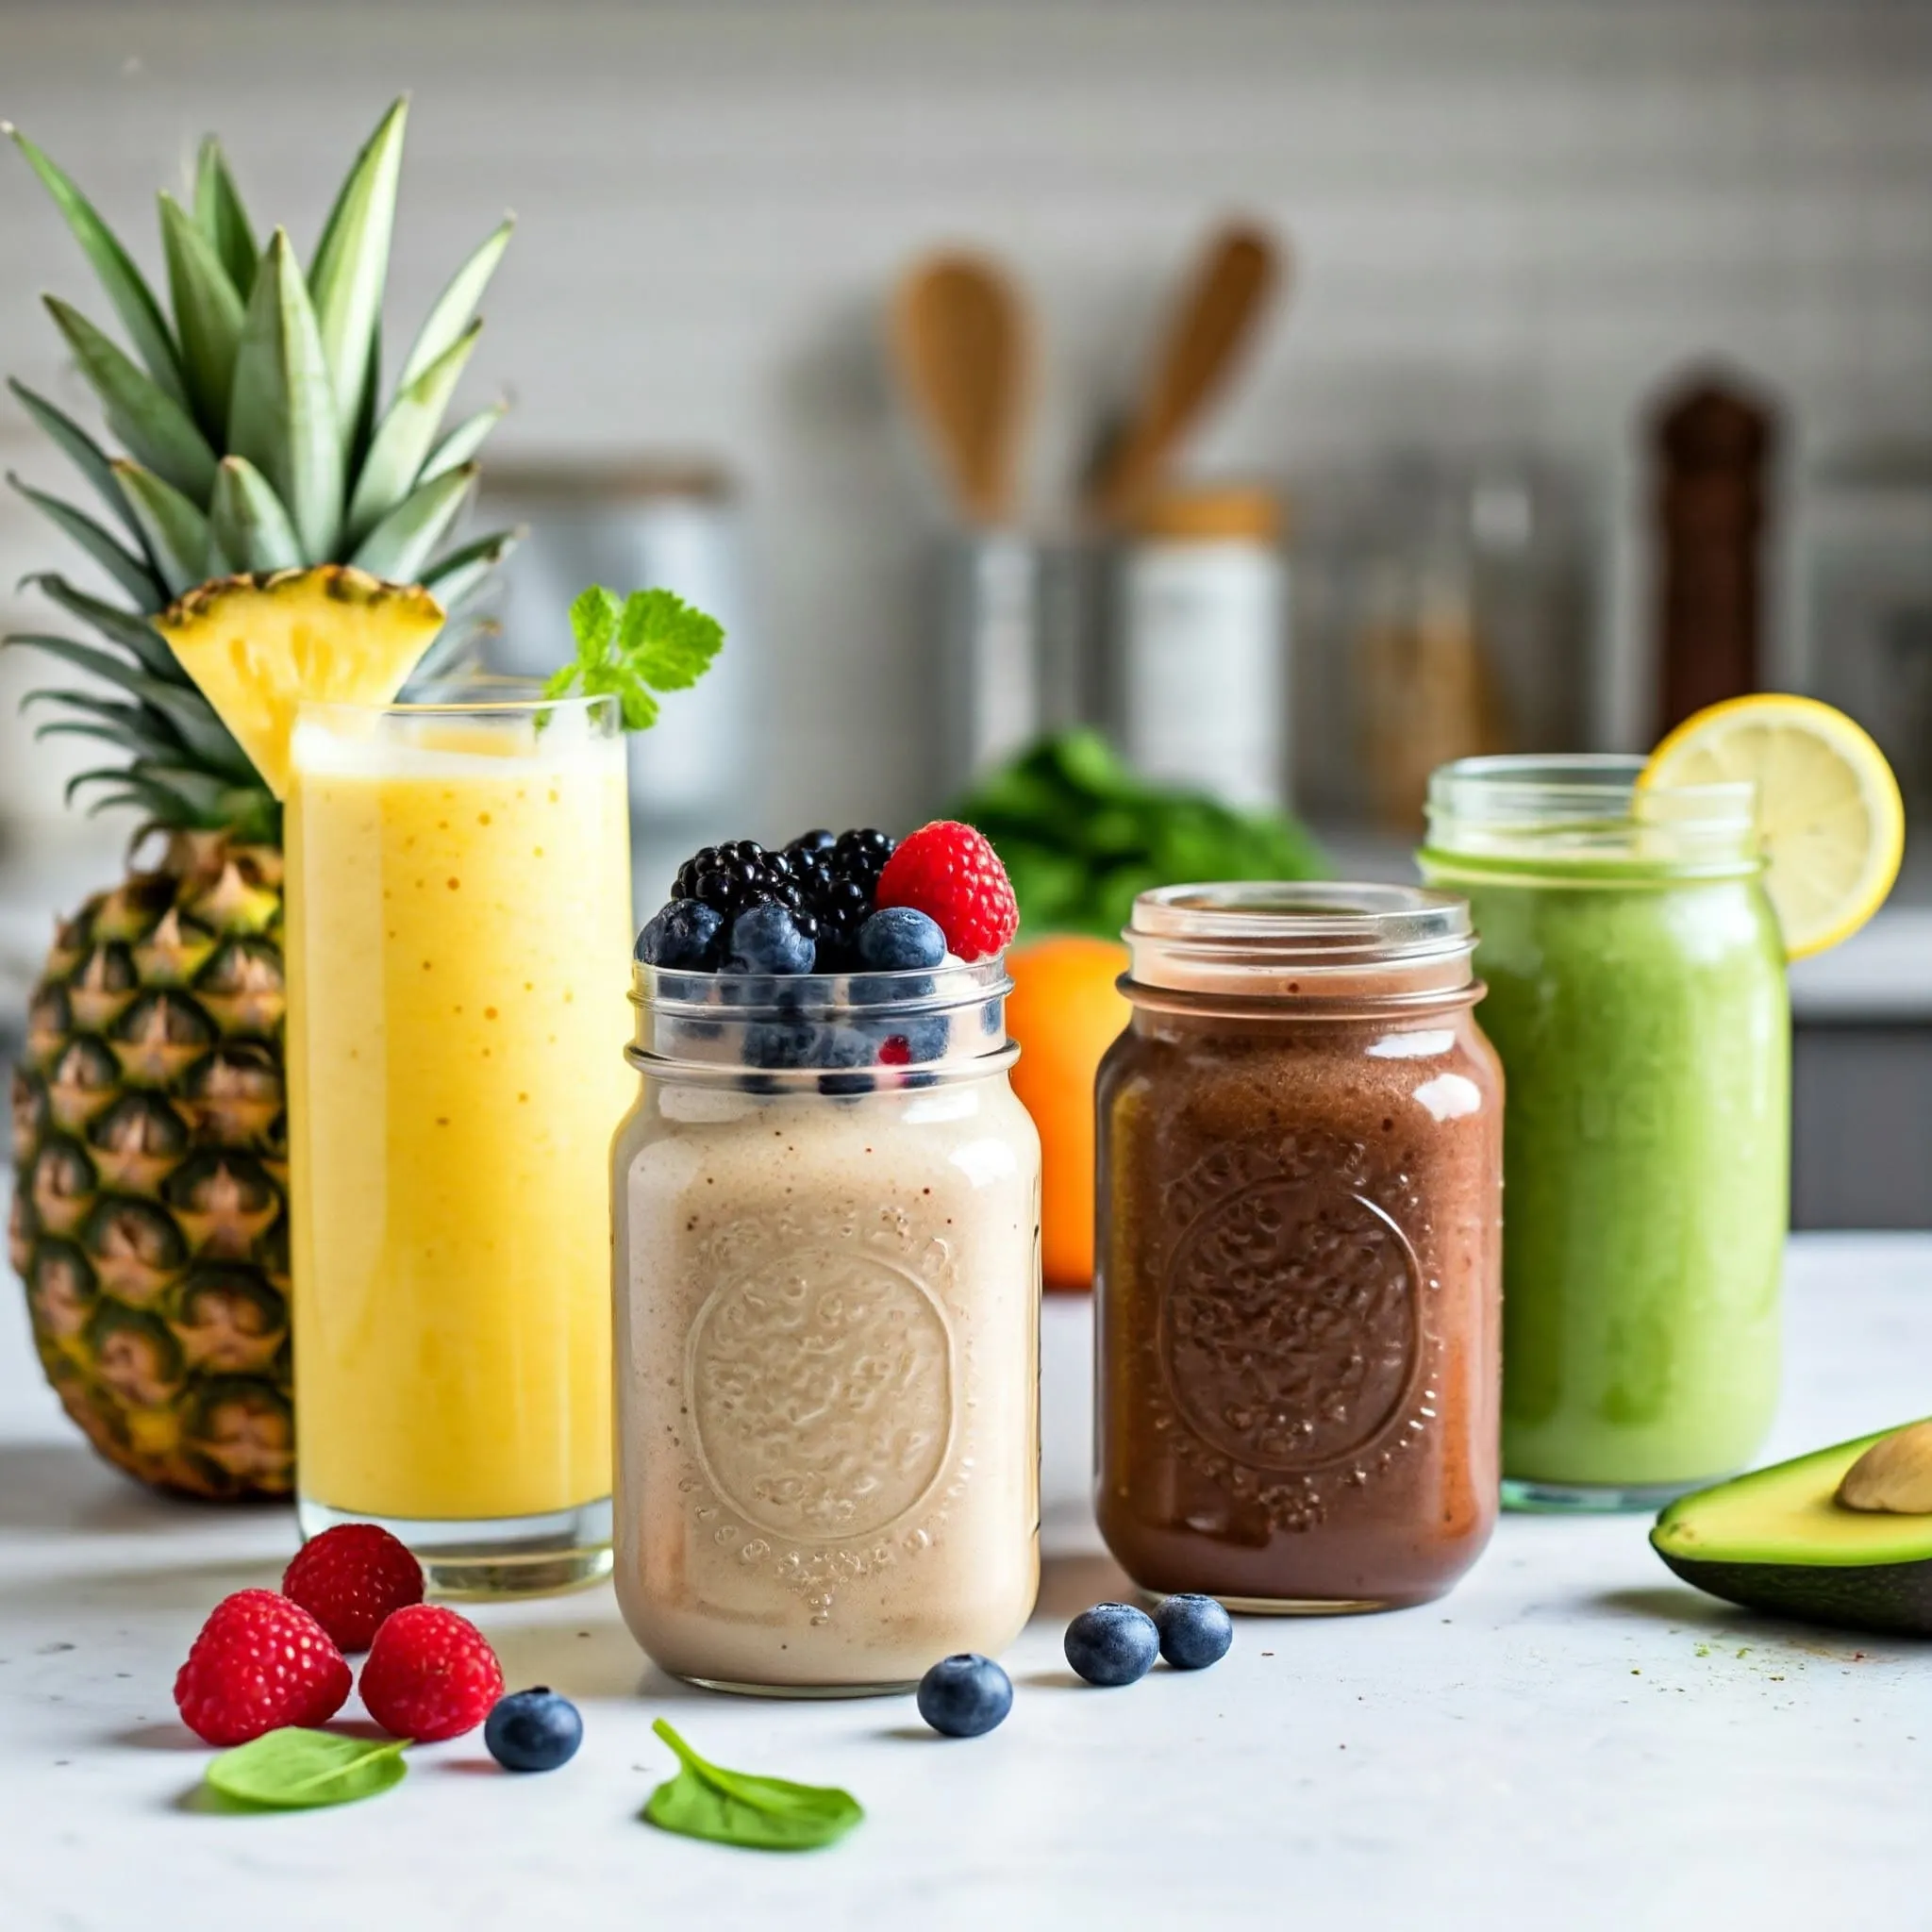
[617,587,722,690]
[204,1728,408,1810]
[547,582,723,733]
[568,584,622,665]
[642,1718,862,1852]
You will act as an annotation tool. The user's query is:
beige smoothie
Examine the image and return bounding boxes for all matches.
[611,972,1041,1692]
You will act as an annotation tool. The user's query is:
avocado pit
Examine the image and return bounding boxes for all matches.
[1837,1421,1932,1514]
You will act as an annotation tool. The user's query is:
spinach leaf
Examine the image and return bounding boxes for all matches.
[204,1728,408,1809]
[642,1718,862,1852]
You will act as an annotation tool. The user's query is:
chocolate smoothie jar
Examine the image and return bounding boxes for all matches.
[1094,884,1503,1612]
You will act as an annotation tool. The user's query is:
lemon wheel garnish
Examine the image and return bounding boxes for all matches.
[1640,693,1904,960]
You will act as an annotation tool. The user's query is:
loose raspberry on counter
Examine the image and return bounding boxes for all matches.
[174,1589,352,1746]
[358,1604,506,1742]
[282,1523,425,1654]
[875,821,1019,962]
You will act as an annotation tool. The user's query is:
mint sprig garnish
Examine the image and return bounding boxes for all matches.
[545,584,724,731]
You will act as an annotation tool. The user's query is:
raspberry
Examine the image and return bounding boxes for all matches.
[875,821,1018,962]
[282,1524,425,1653]
[358,1604,505,1742]
[174,1589,352,1746]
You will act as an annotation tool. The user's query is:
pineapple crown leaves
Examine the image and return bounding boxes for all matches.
[1,102,522,833]
[545,584,725,733]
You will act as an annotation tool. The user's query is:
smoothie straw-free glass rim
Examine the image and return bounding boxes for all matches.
[1124,881,1480,1011]
[1424,754,1761,875]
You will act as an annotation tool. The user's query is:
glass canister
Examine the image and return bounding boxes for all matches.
[1094,884,1503,1612]
[1419,756,1789,1510]
[611,957,1041,1693]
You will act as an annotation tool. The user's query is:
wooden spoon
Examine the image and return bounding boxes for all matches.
[890,251,1031,526]
[1086,220,1285,526]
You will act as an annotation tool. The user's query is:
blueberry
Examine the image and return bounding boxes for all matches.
[726,902,816,975]
[1063,1603,1158,1687]
[743,1019,817,1069]
[1152,1593,1233,1671]
[858,907,946,972]
[916,1654,1012,1738]
[636,899,724,970]
[484,1687,582,1773]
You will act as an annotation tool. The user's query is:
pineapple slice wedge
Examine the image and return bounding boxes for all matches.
[156,565,445,799]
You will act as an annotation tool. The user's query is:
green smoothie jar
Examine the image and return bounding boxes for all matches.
[1419,755,1789,1511]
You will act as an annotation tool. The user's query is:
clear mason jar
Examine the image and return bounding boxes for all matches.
[1419,756,1789,1510]
[1094,884,1504,1613]
[611,957,1041,1694]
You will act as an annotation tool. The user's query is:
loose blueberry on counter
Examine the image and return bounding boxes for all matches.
[1152,1593,1233,1671]
[1064,1603,1159,1687]
[917,1654,1013,1738]
[484,1687,583,1772]
[636,899,724,970]
[726,902,817,975]
[858,906,946,972]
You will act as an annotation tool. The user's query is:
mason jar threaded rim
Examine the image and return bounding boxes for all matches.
[1423,754,1761,877]
[1124,882,1478,1010]
[627,955,1016,1087]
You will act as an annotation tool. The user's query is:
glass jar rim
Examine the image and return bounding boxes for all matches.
[1426,753,1757,829]
[296,675,619,724]
[1129,881,1473,964]
[1423,754,1763,876]
[632,955,1011,1021]
[627,956,1016,1087]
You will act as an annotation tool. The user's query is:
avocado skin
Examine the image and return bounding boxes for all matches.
[1652,1545,1932,1638]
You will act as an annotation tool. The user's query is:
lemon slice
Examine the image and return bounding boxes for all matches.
[1641,694,1904,959]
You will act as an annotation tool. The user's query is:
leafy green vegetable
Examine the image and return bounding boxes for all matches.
[641,1718,862,1852]
[953,729,1328,939]
[204,1728,408,1810]
[546,585,724,732]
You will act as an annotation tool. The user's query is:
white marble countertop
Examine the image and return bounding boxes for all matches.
[2,1218,1929,1931]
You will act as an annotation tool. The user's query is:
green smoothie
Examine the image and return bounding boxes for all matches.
[1422,757,1790,1506]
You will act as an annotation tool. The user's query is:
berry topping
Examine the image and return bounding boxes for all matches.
[281,1523,425,1654]
[725,902,817,975]
[1152,1593,1234,1670]
[916,1654,1013,1738]
[485,1686,584,1773]
[858,906,946,972]
[358,1603,506,1742]
[786,827,896,970]
[671,840,817,933]
[174,1589,352,1745]
[1063,1602,1159,1688]
[875,821,1017,962]
[637,899,724,970]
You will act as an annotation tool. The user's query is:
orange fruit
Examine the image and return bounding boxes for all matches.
[1005,936,1131,1291]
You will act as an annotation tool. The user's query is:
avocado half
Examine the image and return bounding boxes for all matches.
[1651,1422,1932,1638]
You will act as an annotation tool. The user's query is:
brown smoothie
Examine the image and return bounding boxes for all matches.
[1095,957,1502,1610]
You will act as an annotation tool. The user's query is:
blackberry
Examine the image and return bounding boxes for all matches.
[669,839,820,941]
[785,827,896,969]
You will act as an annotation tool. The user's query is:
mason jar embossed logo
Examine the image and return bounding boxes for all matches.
[1159,1178,1421,1472]
[689,1246,954,1542]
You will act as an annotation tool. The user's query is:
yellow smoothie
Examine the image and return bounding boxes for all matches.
[286,694,632,1523]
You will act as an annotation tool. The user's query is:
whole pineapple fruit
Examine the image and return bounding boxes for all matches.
[5,101,517,1497]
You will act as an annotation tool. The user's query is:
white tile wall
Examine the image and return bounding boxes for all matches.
[3,0,1930,840]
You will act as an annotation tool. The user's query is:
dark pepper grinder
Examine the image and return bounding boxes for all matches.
[1652,374,1777,738]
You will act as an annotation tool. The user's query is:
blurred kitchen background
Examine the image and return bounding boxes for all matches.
[3,0,1931,1223]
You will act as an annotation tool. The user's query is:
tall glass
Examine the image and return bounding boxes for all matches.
[1420,756,1789,1511]
[285,685,633,1593]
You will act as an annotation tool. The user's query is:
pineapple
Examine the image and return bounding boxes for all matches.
[5,101,517,1496]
